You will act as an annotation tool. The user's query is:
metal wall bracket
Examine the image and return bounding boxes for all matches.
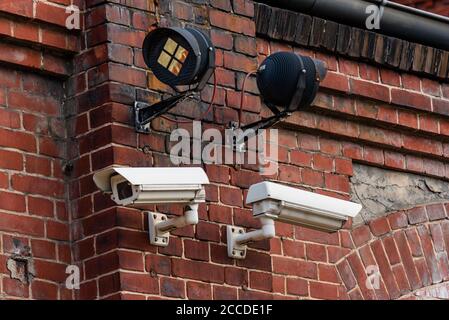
[226,226,247,259]
[148,212,170,247]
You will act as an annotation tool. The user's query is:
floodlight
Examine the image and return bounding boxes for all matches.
[134,27,216,133]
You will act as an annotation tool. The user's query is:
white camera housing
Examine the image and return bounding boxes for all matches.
[227,181,362,259]
[93,166,209,247]
[247,181,362,232]
[93,167,208,207]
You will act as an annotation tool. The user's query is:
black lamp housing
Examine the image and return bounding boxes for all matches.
[135,27,215,133]
[241,52,327,133]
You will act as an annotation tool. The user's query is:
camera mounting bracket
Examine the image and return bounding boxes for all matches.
[147,204,199,247]
[226,218,275,259]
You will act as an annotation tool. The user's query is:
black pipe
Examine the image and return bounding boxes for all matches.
[257,0,449,51]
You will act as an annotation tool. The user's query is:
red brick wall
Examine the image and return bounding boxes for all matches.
[0,0,82,299]
[1,0,449,300]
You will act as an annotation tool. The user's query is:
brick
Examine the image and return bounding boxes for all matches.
[234,35,257,56]
[273,257,317,279]
[417,225,443,284]
[35,1,71,27]
[3,278,29,298]
[391,88,431,111]
[313,154,333,171]
[172,259,224,283]
[380,68,400,86]
[425,203,446,221]
[401,74,421,91]
[278,164,301,183]
[230,169,263,188]
[318,264,339,283]
[405,154,423,172]
[370,240,401,299]
[429,224,445,252]
[419,114,439,134]
[208,204,232,224]
[145,254,171,276]
[351,226,371,247]
[0,107,20,128]
[324,173,349,193]
[0,42,41,70]
[223,51,257,72]
[422,79,440,96]
[161,277,185,298]
[31,280,58,300]
[25,155,51,176]
[301,168,324,187]
[306,243,327,262]
[407,206,428,225]
[118,250,144,271]
[31,239,56,259]
[0,191,25,212]
[286,278,308,296]
[310,282,340,300]
[196,221,220,242]
[0,212,44,236]
[209,9,255,36]
[394,231,422,290]
[384,151,404,169]
[405,229,423,257]
[225,267,248,286]
[220,186,243,207]
[187,281,212,300]
[159,236,183,257]
[335,158,353,175]
[237,250,271,272]
[346,253,377,300]
[290,150,312,167]
[282,239,305,258]
[15,21,39,43]
[233,0,254,17]
[99,273,121,297]
[0,128,36,152]
[120,272,159,294]
[392,265,411,295]
[382,237,401,265]
[184,239,209,261]
[368,217,391,236]
[350,79,390,102]
[336,260,356,290]
[415,258,432,287]
[250,271,272,292]
[214,286,238,299]
[34,260,67,283]
[321,72,349,93]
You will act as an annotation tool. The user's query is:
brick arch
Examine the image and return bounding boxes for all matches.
[335,202,449,299]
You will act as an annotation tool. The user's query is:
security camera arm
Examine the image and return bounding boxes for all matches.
[149,204,199,247]
[227,217,276,259]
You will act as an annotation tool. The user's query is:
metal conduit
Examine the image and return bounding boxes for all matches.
[256,0,449,51]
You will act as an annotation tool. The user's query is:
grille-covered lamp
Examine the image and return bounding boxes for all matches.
[240,52,327,133]
[135,27,215,133]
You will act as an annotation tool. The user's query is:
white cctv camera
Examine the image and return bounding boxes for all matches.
[93,166,209,247]
[227,181,362,259]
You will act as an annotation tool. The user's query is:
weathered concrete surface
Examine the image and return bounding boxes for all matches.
[350,164,449,225]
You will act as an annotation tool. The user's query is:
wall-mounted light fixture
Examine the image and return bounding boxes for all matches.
[93,166,209,247]
[135,27,216,133]
[235,52,327,148]
[227,182,362,259]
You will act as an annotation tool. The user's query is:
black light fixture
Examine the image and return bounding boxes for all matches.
[239,52,327,133]
[134,27,216,133]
